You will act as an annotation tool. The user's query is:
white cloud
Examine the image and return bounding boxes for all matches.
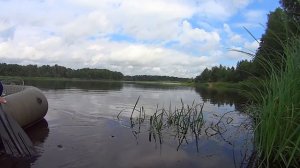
[196,0,252,21]
[244,10,266,23]
[173,21,221,55]
[243,40,259,52]
[225,40,259,62]
[223,23,245,44]
[0,0,273,77]
[0,42,11,57]
[62,11,113,39]
[0,31,214,77]
[226,47,250,60]
[233,10,267,29]
[63,0,195,42]
[222,24,260,63]
[90,42,213,77]
[180,21,220,45]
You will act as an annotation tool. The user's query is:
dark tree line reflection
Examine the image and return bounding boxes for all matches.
[195,87,249,112]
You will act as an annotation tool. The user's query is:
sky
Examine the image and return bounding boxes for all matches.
[0,0,280,78]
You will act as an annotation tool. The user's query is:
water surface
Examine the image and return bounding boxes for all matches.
[0,80,253,168]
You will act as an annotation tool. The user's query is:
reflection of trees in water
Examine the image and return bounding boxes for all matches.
[25,79,124,91]
[25,79,188,91]
[0,119,50,167]
[125,82,188,90]
[195,87,248,112]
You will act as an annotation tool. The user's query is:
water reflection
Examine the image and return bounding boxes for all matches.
[0,80,253,168]
[124,82,188,90]
[25,79,123,91]
[118,100,253,167]
[26,119,50,146]
[0,119,49,168]
[195,87,248,111]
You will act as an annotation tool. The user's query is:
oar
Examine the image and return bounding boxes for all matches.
[0,81,35,157]
[0,105,36,157]
[0,81,3,96]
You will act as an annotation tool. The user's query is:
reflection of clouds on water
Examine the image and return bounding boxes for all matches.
[36,116,238,168]
[44,85,205,120]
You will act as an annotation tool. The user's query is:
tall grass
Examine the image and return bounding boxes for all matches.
[252,38,300,167]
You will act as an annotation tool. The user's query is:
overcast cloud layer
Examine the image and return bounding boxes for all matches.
[0,0,279,77]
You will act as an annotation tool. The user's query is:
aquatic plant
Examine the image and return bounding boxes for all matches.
[149,100,205,151]
[117,97,253,154]
[118,99,206,150]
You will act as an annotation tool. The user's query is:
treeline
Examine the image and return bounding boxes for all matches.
[0,63,124,80]
[124,75,190,82]
[0,63,191,82]
[195,1,300,83]
[195,60,253,82]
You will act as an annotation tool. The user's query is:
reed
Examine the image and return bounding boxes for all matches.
[120,99,206,150]
[250,38,300,167]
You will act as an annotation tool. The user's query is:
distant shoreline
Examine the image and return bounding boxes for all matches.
[0,75,243,91]
[0,76,190,86]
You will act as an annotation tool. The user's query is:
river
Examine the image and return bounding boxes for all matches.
[0,80,253,168]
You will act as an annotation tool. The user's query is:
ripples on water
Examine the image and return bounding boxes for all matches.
[0,81,253,168]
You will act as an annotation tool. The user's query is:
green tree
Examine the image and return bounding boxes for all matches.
[195,68,211,82]
[0,63,124,80]
[280,0,300,22]
[236,60,253,81]
[254,8,290,76]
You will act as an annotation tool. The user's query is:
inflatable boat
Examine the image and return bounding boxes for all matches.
[0,85,48,157]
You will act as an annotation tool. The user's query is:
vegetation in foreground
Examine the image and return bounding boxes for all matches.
[195,1,300,86]
[194,1,300,167]
[250,37,300,168]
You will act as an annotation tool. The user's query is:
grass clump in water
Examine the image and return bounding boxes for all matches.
[119,99,206,151]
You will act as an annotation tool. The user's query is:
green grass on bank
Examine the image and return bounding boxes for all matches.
[0,76,193,87]
[193,38,300,168]
[0,75,244,90]
[249,38,300,168]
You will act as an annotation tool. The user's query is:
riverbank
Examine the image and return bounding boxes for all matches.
[0,76,246,91]
[0,76,193,87]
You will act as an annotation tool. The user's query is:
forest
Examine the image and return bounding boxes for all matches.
[0,63,190,82]
[0,63,124,80]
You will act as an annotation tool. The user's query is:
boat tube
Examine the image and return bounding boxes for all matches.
[0,85,48,157]
[2,85,48,127]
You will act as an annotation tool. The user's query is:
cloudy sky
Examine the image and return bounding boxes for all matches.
[0,0,279,78]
